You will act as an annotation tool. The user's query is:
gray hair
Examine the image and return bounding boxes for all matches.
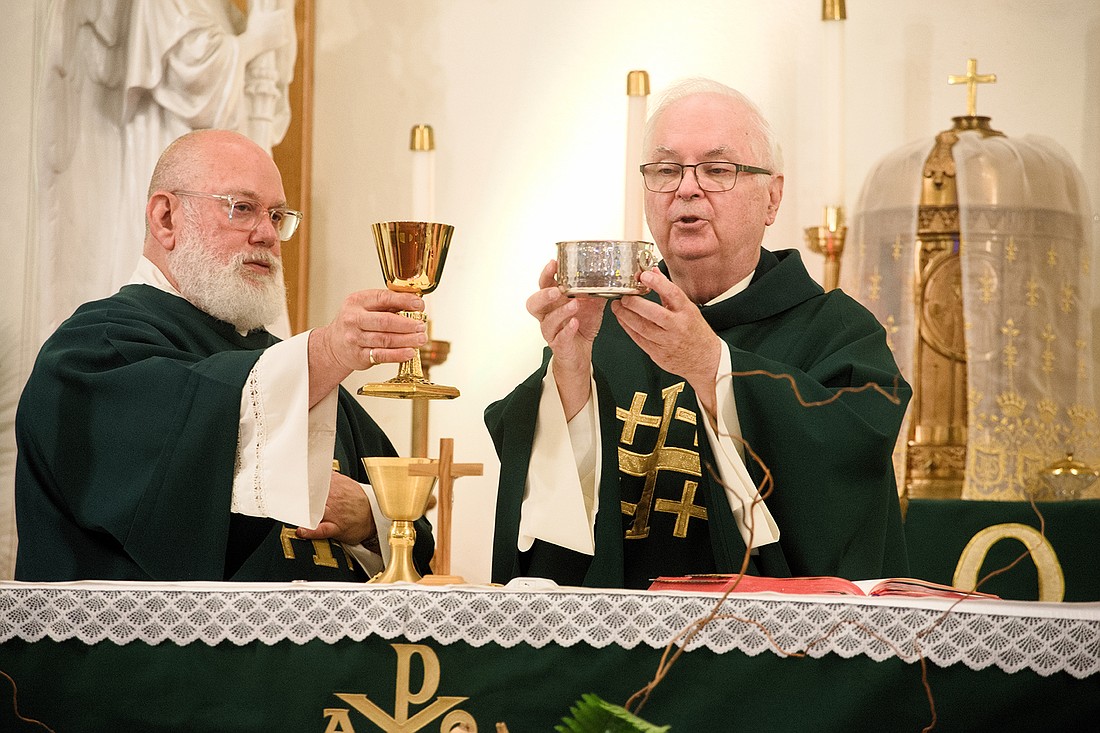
[644,77,783,175]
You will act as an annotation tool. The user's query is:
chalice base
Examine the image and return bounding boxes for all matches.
[358,310,459,400]
[358,378,460,400]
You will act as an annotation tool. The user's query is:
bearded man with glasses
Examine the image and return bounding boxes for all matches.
[15,129,434,582]
[488,79,911,590]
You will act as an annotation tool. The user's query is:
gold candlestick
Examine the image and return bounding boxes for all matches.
[805,205,847,291]
[411,331,452,456]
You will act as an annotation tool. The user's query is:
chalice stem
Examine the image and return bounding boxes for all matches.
[397,310,428,381]
[369,519,421,584]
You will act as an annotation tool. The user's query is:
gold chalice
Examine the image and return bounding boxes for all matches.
[359,221,460,399]
[362,456,438,584]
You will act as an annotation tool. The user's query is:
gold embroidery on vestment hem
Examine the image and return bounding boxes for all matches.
[279,525,341,567]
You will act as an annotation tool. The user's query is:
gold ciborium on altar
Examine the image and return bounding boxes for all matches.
[361,456,438,583]
[358,221,459,400]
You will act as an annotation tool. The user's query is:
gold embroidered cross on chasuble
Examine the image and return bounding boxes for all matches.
[617,384,709,539]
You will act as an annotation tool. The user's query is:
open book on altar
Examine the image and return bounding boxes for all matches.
[647,574,1000,600]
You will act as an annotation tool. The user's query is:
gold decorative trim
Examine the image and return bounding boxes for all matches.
[953,522,1065,602]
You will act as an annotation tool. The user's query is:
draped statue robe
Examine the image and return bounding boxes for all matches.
[35,0,296,346]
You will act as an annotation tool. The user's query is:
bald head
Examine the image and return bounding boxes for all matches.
[148,129,279,199]
[143,129,289,280]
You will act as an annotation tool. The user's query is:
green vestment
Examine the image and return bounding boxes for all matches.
[487,248,910,589]
[15,284,433,582]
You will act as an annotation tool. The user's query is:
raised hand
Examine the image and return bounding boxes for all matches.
[611,268,723,420]
[308,289,427,405]
[526,259,607,419]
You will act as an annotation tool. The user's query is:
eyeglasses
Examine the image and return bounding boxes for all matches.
[173,190,303,241]
[639,162,773,193]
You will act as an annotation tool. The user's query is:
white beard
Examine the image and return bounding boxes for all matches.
[168,221,287,333]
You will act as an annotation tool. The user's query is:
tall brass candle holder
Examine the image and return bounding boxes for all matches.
[358,221,460,400]
[809,0,848,292]
[805,205,847,292]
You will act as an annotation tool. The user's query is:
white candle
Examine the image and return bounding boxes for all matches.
[410,124,435,222]
[822,12,845,208]
[624,71,649,241]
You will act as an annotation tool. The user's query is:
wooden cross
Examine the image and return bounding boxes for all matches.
[948,58,996,117]
[407,437,482,580]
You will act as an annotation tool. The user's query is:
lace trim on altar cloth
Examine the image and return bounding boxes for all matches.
[1,583,1097,679]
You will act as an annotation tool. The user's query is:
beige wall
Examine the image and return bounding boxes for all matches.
[3,0,1099,581]
[0,1,39,577]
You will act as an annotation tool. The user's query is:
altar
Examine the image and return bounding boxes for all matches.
[904,498,1100,602]
[0,581,1097,732]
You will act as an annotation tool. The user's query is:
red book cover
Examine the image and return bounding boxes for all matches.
[648,574,998,600]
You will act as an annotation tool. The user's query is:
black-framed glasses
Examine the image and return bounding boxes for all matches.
[173,190,303,241]
[639,161,773,193]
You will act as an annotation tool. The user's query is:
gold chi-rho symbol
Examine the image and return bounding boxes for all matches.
[322,643,477,732]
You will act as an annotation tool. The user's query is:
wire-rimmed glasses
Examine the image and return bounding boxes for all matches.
[173,190,303,241]
[639,161,773,193]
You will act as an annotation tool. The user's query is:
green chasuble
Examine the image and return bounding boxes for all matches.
[487,248,910,589]
[15,284,433,582]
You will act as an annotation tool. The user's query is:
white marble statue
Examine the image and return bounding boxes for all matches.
[33,0,296,345]
[8,0,297,580]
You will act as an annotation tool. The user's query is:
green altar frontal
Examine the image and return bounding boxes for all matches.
[0,582,1097,732]
[905,498,1100,602]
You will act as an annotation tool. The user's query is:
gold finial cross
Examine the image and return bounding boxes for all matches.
[948,58,996,117]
